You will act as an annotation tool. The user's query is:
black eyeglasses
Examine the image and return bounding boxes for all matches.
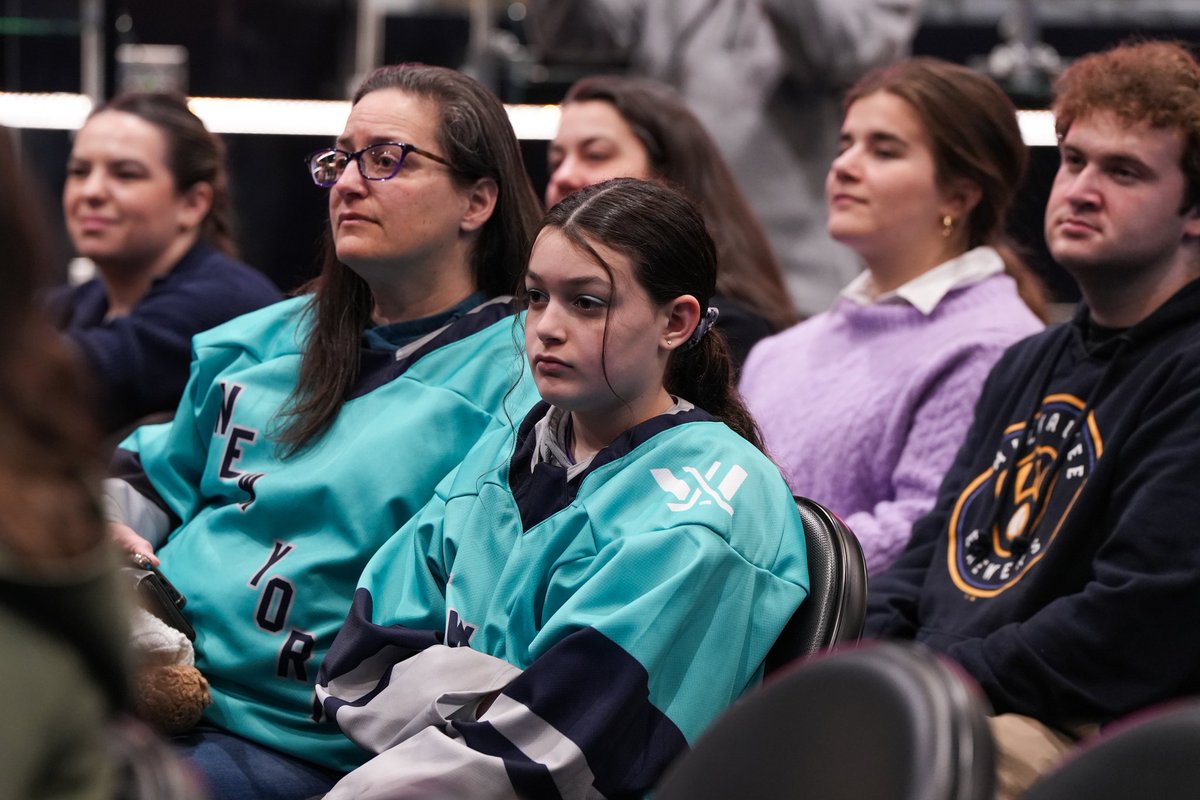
[304,142,451,187]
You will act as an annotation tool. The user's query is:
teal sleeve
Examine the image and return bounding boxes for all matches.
[538,516,808,742]
[356,470,456,633]
[355,421,521,631]
[112,337,246,531]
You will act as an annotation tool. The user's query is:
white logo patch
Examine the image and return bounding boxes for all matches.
[651,462,747,515]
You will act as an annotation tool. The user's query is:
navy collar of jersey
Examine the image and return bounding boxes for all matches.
[363,291,488,351]
[350,295,520,399]
[509,400,717,531]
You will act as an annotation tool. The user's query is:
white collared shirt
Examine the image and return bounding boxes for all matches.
[839,246,1005,316]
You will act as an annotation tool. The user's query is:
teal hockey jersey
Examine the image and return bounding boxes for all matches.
[108,295,537,771]
[315,401,810,798]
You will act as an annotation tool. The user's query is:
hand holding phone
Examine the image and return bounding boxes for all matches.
[125,555,195,641]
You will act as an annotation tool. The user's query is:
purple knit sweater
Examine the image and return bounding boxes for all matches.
[739,272,1043,575]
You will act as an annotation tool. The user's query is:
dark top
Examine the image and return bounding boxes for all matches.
[865,278,1200,730]
[712,293,774,374]
[49,241,282,433]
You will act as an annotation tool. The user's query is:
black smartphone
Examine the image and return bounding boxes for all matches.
[126,554,196,641]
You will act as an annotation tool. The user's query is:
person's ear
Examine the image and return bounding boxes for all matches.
[460,177,499,233]
[1182,201,1200,240]
[177,181,213,232]
[939,177,982,222]
[661,294,702,351]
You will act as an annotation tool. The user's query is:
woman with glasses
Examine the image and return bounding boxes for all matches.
[740,58,1047,576]
[544,75,798,369]
[102,64,543,799]
[52,92,282,435]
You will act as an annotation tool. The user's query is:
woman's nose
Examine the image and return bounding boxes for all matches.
[546,158,585,208]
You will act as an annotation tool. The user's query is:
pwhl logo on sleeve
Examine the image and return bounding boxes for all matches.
[651,462,748,515]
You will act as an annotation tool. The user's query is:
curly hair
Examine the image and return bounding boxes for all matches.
[1052,40,1200,210]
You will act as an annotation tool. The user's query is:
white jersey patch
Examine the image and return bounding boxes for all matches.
[651,462,748,515]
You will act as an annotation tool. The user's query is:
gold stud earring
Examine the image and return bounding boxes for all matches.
[941,215,954,238]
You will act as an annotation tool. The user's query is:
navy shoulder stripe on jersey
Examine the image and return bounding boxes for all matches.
[509,401,718,530]
[453,626,687,798]
[110,448,181,529]
[351,296,521,399]
[315,588,443,722]
[451,721,562,799]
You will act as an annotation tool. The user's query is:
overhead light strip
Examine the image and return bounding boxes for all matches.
[0,92,93,130]
[186,97,350,136]
[0,91,1057,145]
[1018,109,1058,147]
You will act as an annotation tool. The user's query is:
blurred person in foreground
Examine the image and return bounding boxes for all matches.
[0,124,203,800]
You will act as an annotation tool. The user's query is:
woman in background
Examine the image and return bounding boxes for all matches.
[53,92,281,433]
[741,57,1047,575]
[545,75,798,366]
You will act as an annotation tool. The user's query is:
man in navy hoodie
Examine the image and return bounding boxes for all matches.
[866,39,1200,798]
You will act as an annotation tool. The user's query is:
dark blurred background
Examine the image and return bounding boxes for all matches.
[6,0,1200,302]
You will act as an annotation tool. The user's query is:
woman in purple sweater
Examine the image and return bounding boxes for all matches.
[740,58,1045,575]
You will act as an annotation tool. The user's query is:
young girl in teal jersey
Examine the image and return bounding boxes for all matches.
[315,178,810,799]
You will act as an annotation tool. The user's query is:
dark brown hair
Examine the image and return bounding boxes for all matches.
[0,125,105,563]
[1052,39,1200,211]
[90,92,238,258]
[534,178,764,450]
[844,57,1050,321]
[277,63,542,454]
[561,75,798,331]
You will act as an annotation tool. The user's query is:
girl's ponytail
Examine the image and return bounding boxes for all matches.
[665,328,764,450]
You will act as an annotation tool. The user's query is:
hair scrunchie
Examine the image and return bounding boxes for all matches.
[680,306,720,351]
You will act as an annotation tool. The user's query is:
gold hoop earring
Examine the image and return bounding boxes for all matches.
[941,215,954,239]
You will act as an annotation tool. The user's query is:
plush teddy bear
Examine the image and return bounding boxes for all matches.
[128,605,211,734]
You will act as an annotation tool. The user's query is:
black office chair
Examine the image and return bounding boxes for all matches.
[764,496,868,673]
[1022,699,1200,799]
[654,641,996,800]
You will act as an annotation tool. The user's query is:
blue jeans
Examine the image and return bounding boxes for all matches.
[173,727,344,800]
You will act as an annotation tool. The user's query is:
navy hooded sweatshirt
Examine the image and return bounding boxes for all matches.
[867,276,1200,730]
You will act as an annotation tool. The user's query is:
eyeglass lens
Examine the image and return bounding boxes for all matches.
[308,143,410,186]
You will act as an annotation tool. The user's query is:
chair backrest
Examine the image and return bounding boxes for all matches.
[1022,699,1200,799]
[764,496,868,673]
[654,641,996,800]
